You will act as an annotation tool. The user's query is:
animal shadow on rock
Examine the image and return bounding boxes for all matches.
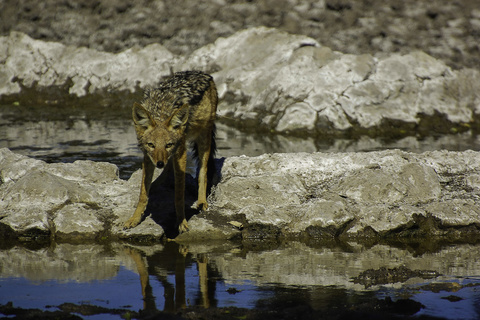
[143,158,224,239]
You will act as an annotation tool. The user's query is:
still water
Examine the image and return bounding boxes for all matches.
[1,241,480,319]
[1,102,480,318]
[1,103,480,179]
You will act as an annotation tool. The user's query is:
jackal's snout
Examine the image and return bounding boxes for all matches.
[156,160,165,169]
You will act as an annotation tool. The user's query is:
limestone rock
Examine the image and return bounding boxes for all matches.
[1,28,479,135]
[201,150,480,239]
[0,31,174,97]
[182,28,480,134]
[1,148,480,242]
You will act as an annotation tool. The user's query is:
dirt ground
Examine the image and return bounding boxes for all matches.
[1,0,479,70]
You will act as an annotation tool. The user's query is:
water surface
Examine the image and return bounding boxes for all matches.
[1,102,480,318]
[1,103,480,179]
[1,241,479,319]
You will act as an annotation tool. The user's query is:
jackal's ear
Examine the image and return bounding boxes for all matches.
[169,104,189,129]
[132,102,155,130]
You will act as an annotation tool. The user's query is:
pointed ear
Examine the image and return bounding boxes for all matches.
[132,102,155,130]
[169,104,190,129]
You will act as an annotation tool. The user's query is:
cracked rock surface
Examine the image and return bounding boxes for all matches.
[1,148,479,242]
[1,28,479,135]
[185,28,480,134]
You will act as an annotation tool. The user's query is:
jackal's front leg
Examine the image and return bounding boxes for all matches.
[124,157,155,229]
[173,145,188,233]
[194,131,213,211]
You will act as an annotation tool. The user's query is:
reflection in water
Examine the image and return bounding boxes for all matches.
[2,104,480,318]
[125,242,213,313]
[0,241,479,319]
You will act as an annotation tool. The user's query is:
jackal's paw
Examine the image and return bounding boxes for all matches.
[191,201,208,211]
[123,216,141,229]
[178,219,189,234]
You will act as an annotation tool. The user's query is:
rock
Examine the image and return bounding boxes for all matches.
[0,148,232,241]
[2,148,479,242]
[0,149,120,239]
[196,150,480,240]
[1,28,479,136]
[182,28,480,134]
[0,31,174,97]
[1,0,479,70]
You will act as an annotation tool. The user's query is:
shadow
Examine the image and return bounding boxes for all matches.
[144,158,224,239]
[124,242,217,314]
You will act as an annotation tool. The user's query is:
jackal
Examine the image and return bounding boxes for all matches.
[124,70,217,233]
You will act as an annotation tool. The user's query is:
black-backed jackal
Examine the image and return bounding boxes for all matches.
[124,71,217,233]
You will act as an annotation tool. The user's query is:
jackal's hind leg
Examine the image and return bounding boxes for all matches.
[124,157,155,229]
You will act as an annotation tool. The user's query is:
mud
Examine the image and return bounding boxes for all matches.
[0,300,433,320]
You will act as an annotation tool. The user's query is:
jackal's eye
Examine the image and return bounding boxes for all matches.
[165,142,174,149]
[147,142,155,149]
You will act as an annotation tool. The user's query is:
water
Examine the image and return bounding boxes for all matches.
[1,102,480,318]
[1,103,480,180]
[1,241,480,319]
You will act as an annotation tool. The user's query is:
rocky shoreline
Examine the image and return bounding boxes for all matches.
[1,1,480,243]
[1,28,480,137]
[1,148,479,243]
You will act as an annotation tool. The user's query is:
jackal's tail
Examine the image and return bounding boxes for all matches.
[193,123,217,187]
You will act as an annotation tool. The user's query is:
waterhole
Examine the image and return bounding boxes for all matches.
[1,102,480,319]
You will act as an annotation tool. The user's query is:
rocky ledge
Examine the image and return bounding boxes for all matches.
[1,27,480,136]
[1,148,479,243]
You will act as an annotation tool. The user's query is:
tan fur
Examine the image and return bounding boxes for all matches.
[124,71,217,234]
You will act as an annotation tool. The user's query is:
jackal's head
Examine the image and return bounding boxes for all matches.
[132,102,189,168]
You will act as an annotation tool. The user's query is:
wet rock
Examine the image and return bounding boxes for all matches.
[0,302,83,320]
[1,148,480,241]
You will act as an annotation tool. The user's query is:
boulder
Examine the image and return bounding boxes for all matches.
[182,28,480,134]
[0,31,174,97]
[1,148,479,242]
[1,28,480,136]
[182,150,480,241]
